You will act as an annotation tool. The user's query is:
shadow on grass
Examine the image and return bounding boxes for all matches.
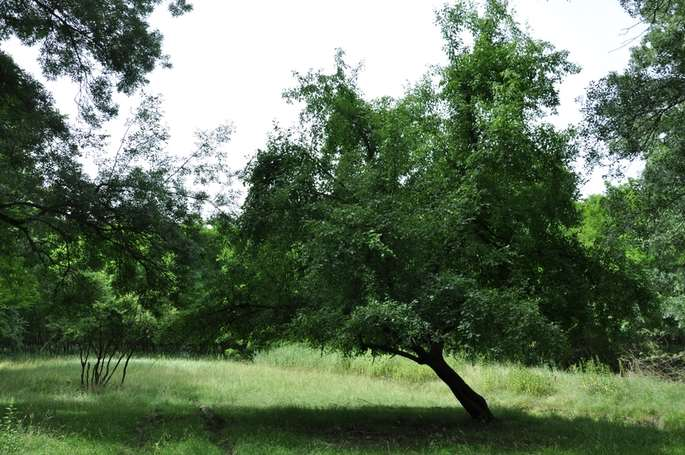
[213,405,679,454]
[0,363,682,454]
[0,395,681,454]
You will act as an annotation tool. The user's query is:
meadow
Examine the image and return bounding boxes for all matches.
[0,345,684,454]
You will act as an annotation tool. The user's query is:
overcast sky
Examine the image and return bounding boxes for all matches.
[3,0,645,197]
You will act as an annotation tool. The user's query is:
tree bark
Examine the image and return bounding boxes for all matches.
[423,344,494,422]
[121,350,133,385]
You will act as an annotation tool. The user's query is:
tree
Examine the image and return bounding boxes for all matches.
[152,215,245,356]
[1,0,234,361]
[232,0,642,421]
[0,252,39,351]
[583,0,685,241]
[49,270,157,387]
[1,0,192,123]
[583,0,685,350]
[0,93,231,362]
[578,185,685,352]
[1,81,230,279]
[584,0,684,163]
[0,0,224,272]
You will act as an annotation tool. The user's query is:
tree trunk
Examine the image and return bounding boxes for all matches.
[423,344,494,422]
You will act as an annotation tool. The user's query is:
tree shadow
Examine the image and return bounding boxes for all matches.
[210,405,680,454]
[1,393,681,454]
[0,362,682,454]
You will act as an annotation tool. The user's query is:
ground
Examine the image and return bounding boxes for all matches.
[0,345,683,454]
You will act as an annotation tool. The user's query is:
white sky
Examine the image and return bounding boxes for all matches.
[3,0,644,197]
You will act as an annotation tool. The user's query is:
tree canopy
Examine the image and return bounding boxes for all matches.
[1,0,192,123]
[0,0,230,275]
[229,0,652,421]
[582,0,685,348]
[0,0,230,361]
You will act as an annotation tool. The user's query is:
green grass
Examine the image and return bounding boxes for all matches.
[1,345,684,454]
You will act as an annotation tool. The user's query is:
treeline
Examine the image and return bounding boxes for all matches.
[1,0,684,421]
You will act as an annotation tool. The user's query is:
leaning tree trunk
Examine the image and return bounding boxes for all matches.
[423,344,494,422]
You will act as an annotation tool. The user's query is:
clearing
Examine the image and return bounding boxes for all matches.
[0,345,683,454]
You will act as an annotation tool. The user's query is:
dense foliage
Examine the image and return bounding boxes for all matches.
[583,0,685,354]
[0,0,232,354]
[229,1,654,420]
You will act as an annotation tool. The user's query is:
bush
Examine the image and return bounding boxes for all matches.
[49,271,158,387]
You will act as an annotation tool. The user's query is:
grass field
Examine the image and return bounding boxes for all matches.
[1,344,684,454]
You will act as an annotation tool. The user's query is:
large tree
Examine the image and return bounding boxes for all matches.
[1,0,192,123]
[0,0,233,272]
[583,0,685,344]
[232,1,647,421]
[583,0,685,225]
[584,0,685,164]
[0,0,235,351]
